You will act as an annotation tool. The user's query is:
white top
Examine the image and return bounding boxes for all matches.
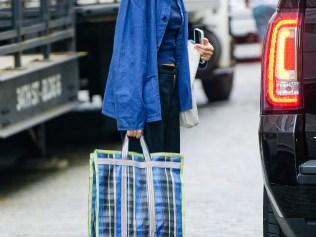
[250,0,278,8]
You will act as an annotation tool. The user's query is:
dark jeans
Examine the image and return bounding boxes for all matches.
[121,65,180,153]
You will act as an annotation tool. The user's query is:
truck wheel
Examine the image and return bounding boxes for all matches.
[264,188,286,237]
[201,68,234,102]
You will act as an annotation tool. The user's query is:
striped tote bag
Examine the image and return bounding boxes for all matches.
[89,135,184,237]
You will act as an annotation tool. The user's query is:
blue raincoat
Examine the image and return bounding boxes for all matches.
[102,0,192,131]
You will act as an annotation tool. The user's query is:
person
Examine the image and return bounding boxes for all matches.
[102,0,214,153]
[245,0,277,42]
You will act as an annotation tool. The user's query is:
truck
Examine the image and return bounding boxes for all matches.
[0,0,80,167]
[0,0,234,166]
[75,0,234,103]
[65,0,234,143]
[260,0,316,236]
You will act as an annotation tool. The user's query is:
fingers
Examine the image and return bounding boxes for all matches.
[203,37,210,45]
[135,130,143,139]
[195,38,213,51]
[195,38,214,61]
[127,130,143,139]
[201,52,213,61]
[127,130,135,137]
[195,46,214,61]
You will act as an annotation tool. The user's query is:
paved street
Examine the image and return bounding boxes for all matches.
[184,62,262,236]
[0,63,263,237]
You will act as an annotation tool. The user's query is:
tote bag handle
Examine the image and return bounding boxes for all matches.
[121,135,152,162]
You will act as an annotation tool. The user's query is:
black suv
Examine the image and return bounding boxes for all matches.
[260,0,316,236]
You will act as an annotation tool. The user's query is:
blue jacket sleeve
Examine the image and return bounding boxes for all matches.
[112,0,148,131]
[198,60,208,70]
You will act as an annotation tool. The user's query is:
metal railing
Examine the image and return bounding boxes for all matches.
[0,0,76,68]
[75,0,119,6]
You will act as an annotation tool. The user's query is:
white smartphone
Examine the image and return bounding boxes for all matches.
[194,28,205,64]
[194,28,204,44]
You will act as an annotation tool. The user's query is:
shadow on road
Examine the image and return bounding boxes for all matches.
[0,141,120,199]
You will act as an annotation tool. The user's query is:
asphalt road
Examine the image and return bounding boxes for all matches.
[183,62,262,236]
[0,63,263,237]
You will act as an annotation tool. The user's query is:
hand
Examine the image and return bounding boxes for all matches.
[127,130,143,139]
[195,38,214,62]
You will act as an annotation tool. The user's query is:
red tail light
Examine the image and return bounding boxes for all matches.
[263,12,301,110]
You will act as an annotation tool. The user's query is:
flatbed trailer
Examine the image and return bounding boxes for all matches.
[0,0,80,165]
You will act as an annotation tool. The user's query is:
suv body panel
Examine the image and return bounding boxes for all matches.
[260,0,316,236]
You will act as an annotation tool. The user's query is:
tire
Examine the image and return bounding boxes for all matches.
[201,68,234,102]
[264,188,286,237]
[196,29,222,79]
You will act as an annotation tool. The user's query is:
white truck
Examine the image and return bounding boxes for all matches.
[188,0,234,100]
[0,0,234,167]
[58,0,234,143]
[75,0,234,102]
